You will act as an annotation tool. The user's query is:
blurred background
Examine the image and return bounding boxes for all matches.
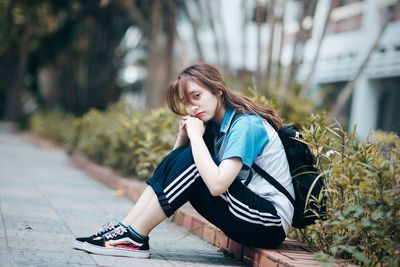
[1,0,399,139]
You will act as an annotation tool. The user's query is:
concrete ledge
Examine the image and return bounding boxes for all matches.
[23,132,357,267]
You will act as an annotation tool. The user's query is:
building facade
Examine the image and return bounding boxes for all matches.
[190,0,400,139]
[121,0,399,139]
[297,0,400,139]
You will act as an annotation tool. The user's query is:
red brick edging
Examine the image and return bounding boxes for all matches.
[23,133,356,267]
[69,152,328,267]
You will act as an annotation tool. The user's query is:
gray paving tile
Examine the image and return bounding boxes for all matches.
[11,249,97,266]
[0,130,244,266]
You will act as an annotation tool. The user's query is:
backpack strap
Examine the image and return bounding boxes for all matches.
[252,163,296,207]
[219,111,296,206]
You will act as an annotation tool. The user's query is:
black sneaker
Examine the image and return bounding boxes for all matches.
[73,222,123,251]
[83,225,150,258]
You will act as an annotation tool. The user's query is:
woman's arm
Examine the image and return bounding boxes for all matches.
[173,117,190,149]
[173,132,189,150]
[185,117,243,196]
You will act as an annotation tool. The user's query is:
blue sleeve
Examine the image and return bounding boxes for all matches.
[221,116,269,168]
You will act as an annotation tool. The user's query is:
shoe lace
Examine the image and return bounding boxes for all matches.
[104,226,127,240]
[95,222,116,236]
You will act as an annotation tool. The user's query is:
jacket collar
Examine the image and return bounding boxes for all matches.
[220,106,236,134]
[209,106,236,135]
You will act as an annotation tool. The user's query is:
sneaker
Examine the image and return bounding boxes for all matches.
[83,225,150,258]
[73,222,122,251]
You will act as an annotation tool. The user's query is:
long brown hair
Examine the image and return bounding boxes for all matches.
[166,63,282,129]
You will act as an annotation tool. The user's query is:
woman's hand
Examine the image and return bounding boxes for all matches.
[173,115,204,149]
[182,116,205,140]
[178,116,190,140]
[173,116,190,149]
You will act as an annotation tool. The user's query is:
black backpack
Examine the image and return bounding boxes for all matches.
[252,125,326,228]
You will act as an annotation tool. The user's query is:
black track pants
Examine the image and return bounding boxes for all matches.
[146,147,286,248]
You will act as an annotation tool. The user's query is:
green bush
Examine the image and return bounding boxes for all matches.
[290,114,399,266]
[29,110,78,146]
[69,101,178,178]
[28,102,399,266]
[226,74,316,124]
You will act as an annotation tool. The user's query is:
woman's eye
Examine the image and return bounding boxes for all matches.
[194,94,200,99]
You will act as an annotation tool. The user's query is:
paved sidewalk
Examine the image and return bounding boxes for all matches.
[0,127,244,267]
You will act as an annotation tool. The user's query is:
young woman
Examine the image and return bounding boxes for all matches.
[73,63,295,259]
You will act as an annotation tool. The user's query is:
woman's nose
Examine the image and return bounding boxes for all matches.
[186,104,198,114]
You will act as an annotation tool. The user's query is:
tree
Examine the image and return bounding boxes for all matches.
[214,0,230,69]
[329,4,393,118]
[182,0,204,61]
[241,0,249,71]
[0,0,67,119]
[1,0,32,120]
[265,0,276,85]
[279,0,317,104]
[203,0,222,65]
[275,0,287,89]
[255,0,264,88]
[1,0,133,118]
[34,1,131,114]
[300,0,337,97]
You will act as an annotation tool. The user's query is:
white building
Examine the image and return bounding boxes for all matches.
[297,0,400,139]
[122,0,400,139]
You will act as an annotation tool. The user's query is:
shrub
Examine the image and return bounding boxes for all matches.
[72,101,178,178]
[29,110,78,146]
[28,103,399,266]
[226,74,316,124]
[290,114,400,266]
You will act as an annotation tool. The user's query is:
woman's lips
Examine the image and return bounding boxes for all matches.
[195,112,205,118]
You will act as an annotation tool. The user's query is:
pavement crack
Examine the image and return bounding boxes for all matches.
[0,199,17,267]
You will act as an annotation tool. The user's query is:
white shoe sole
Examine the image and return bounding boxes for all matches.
[72,239,87,251]
[83,242,151,259]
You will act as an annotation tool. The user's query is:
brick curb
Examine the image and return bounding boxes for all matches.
[69,152,331,267]
[22,132,357,267]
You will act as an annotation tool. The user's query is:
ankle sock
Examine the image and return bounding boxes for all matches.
[128,225,146,243]
[119,222,128,228]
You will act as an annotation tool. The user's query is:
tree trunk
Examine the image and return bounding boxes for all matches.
[280,0,316,104]
[300,0,336,97]
[164,0,177,81]
[174,26,190,68]
[204,0,221,65]
[125,0,151,37]
[241,0,248,71]
[87,19,121,111]
[182,0,204,61]
[57,48,80,113]
[255,0,263,89]
[265,0,276,86]
[3,19,31,120]
[275,0,287,91]
[329,7,392,118]
[145,0,167,109]
[217,1,230,69]
[37,63,61,107]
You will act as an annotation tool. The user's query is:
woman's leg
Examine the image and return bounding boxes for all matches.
[78,148,193,258]
[122,186,159,225]
[189,179,286,248]
[122,185,166,236]
[79,146,284,258]
[120,147,190,233]
[126,146,285,248]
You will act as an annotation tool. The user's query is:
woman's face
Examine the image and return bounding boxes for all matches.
[182,81,225,123]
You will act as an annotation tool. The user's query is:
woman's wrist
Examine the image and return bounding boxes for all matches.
[188,133,203,141]
[173,133,189,149]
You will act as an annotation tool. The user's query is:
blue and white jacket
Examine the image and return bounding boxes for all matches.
[205,107,295,234]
